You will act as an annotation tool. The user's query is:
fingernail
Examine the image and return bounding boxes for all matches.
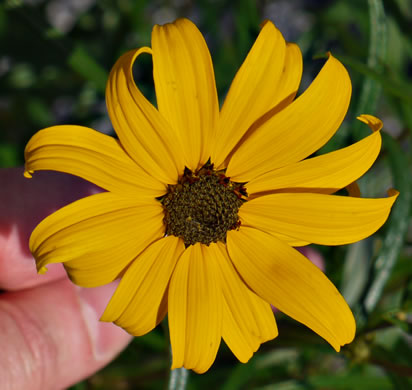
[77,282,132,360]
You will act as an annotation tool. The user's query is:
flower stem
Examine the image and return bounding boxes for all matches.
[168,367,189,390]
[163,319,189,390]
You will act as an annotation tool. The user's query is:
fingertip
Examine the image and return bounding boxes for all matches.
[77,281,132,361]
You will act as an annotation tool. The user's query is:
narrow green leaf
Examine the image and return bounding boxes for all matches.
[4,0,23,9]
[27,98,53,127]
[341,240,373,306]
[363,133,412,314]
[352,0,387,140]
[308,373,393,389]
[0,144,20,167]
[254,380,306,390]
[68,45,108,93]
[221,359,256,390]
[336,54,412,104]
[400,100,412,137]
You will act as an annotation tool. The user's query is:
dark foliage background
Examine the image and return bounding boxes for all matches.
[1,0,411,389]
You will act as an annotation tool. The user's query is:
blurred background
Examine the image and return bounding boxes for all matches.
[1,0,411,389]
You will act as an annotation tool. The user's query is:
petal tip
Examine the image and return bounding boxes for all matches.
[259,19,274,29]
[37,266,48,274]
[387,188,399,198]
[334,344,341,352]
[356,114,383,132]
[23,169,33,179]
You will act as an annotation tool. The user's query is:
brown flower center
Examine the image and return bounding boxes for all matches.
[160,162,247,246]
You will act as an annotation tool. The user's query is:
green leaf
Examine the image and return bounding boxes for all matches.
[363,133,412,314]
[68,381,87,390]
[221,358,256,390]
[0,144,20,167]
[254,380,306,390]
[382,310,411,333]
[341,240,373,306]
[4,0,23,9]
[308,373,393,389]
[352,0,387,140]
[26,98,53,127]
[68,45,108,93]
[336,54,412,105]
[135,329,166,352]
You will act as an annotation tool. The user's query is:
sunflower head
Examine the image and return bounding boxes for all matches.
[24,17,398,374]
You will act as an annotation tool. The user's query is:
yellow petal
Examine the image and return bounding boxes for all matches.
[168,244,222,373]
[106,48,185,184]
[246,116,382,195]
[152,18,219,171]
[212,21,291,168]
[356,114,383,132]
[273,43,303,113]
[227,53,352,181]
[101,236,184,336]
[227,227,356,351]
[157,288,169,327]
[24,125,166,196]
[208,243,278,363]
[262,232,309,247]
[30,192,164,287]
[239,191,398,246]
[244,286,279,343]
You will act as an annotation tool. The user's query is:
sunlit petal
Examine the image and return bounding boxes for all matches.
[152,18,219,171]
[30,192,164,286]
[101,236,184,336]
[239,190,398,245]
[227,54,351,181]
[209,243,277,363]
[168,244,222,373]
[106,48,185,184]
[247,115,382,195]
[228,227,356,351]
[24,125,165,196]
[212,21,293,168]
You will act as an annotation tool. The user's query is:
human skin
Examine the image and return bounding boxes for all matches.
[0,168,132,390]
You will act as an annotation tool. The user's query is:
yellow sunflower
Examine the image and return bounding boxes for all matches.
[24,18,398,373]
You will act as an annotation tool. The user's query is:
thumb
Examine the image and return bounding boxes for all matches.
[0,278,132,390]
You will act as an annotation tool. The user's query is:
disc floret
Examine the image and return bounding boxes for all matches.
[161,162,247,246]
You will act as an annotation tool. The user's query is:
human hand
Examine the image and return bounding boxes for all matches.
[0,168,132,390]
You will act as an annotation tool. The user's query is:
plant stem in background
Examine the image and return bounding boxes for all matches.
[352,0,387,140]
[168,367,189,390]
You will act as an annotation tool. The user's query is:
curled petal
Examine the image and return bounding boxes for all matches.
[106,48,185,184]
